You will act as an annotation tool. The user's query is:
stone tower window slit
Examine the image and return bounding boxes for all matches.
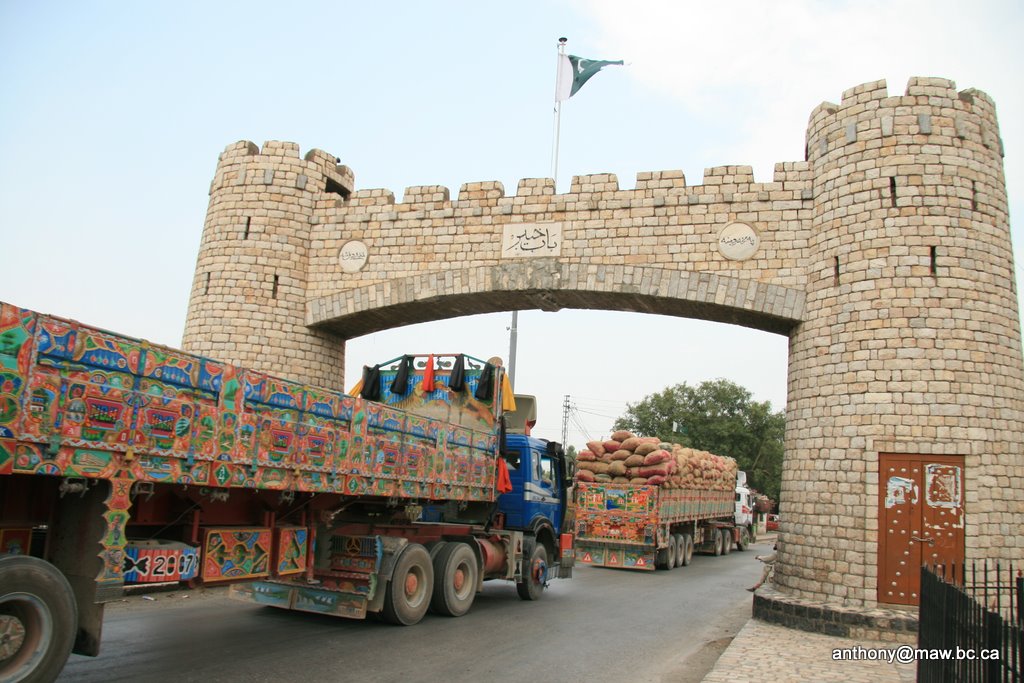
[971,181,978,211]
[325,177,351,201]
[271,274,279,300]
[930,246,938,277]
[243,217,251,239]
[834,256,840,286]
[204,271,210,295]
[889,177,898,208]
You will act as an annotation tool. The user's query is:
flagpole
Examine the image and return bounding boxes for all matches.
[551,37,567,190]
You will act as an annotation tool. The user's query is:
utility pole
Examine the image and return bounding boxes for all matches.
[561,394,571,446]
[507,311,518,386]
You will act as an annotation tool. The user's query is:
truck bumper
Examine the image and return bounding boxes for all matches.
[576,543,656,571]
[230,581,368,619]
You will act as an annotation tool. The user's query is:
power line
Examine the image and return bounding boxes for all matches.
[574,407,621,420]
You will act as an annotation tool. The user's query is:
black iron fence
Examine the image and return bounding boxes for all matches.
[919,562,1022,682]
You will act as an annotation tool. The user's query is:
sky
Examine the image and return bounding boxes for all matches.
[2,1,1022,447]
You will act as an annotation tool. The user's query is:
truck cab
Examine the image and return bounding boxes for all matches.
[498,434,569,537]
[734,470,756,547]
[495,395,573,577]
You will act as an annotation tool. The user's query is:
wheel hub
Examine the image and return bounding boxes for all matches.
[453,567,466,591]
[0,592,51,675]
[0,614,27,659]
[404,572,419,598]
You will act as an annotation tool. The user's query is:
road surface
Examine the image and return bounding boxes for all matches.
[58,536,775,682]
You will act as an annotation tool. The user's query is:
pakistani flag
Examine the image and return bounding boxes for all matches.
[555,54,624,102]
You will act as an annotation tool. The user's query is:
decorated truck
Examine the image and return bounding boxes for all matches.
[573,432,754,570]
[0,302,573,682]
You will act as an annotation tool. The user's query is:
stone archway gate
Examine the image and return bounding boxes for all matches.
[182,77,1024,611]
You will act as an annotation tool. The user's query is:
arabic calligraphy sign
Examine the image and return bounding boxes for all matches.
[339,240,369,273]
[501,222,562,258]
[717,222,760,261]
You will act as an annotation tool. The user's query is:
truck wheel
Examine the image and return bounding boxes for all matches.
[721,528,733,555]
[712,529,724,556]
[671,534,685,568]
[516,541,547,601]
[0,555,78,683]
[382,544,433,626]
[430,543,478,617]
[426,540,448,561]
[737,527,750,551]
[655,544,670,570]
[681,534,694,566]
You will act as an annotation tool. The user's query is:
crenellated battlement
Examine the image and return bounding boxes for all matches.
[805,77,1004,166]
[309,166,813,216]
[209,139,354,198]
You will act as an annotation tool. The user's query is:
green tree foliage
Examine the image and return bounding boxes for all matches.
[613,379,784,501]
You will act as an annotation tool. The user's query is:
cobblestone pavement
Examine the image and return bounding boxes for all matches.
[701,618,917,683]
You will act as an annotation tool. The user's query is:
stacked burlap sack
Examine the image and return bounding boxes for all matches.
[575,430,737,490]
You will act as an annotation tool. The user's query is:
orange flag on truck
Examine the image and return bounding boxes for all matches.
[423,354,435,392]
[497,457,513,494]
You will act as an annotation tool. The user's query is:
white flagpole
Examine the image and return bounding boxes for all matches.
[551,37,568,190]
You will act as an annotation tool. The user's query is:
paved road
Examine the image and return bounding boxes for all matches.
[58,537,773,682]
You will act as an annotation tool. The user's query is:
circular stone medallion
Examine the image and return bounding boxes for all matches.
[717,222,760,261]
[339,240,368,273]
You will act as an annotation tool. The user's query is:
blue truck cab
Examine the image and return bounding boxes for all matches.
[498,433,568,538]
[495,396,574,579]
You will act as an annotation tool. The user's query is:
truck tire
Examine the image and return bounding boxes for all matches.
[655,544,671,570]
[0,555,78,683]
[712,528,724,556]
[721,528,732,555]
[516,541,547,601]
[671,534,685,568]
[382,544,433,626]
[430,542,478,617]
[681,534,694,566]
[736,527,750,551]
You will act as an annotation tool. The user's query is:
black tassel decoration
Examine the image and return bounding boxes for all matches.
[389,355,413,395]
[360,365,381,401]
[474,363,495,401]
[449,354,466,391]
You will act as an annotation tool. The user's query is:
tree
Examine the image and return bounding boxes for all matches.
[613,379,784,501]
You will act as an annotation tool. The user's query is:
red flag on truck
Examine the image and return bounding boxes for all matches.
[423,354,435,392]
[497,457,513,493]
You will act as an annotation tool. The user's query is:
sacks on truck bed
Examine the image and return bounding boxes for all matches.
[574,429,737,490]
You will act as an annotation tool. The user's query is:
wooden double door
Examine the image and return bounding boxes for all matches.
[878,453,965,605]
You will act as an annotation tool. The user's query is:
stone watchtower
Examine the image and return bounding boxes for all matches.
[182,141,354,389]
[183,77,1024,617]
[783,78,1023,608]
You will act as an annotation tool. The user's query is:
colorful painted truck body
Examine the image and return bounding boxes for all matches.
[574,475,753,571]
[0,302,573,681]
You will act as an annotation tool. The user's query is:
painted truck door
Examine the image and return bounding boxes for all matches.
[878,453,965,605]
